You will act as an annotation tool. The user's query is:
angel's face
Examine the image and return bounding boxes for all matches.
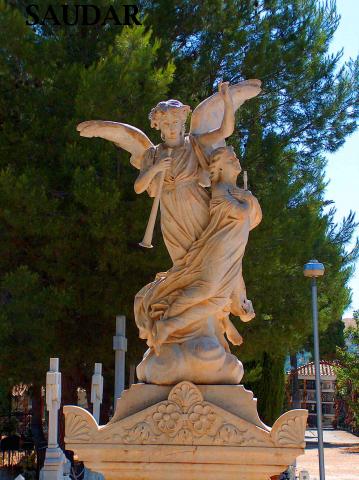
[159,112,184,144]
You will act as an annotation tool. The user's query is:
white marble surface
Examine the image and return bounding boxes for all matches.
[65,381,307,480]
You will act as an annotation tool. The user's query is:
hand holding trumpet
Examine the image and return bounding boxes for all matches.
[152,156,172,174]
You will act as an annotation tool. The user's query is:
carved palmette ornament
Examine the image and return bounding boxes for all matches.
[168,381,203,412]
[64,381,307,448]
[65,412,92,442]
[270,410,307,448]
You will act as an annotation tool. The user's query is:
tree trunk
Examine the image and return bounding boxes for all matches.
[30,382,46,475]
[290,353,301,409]
[59,372,79,450]
[31,382,45,446]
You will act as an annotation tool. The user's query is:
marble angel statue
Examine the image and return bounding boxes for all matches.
[77,79,262,386]
[77,80,261,266]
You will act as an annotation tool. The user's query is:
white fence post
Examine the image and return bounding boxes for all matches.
[113,315,127,409]
[91,363,103,423]
[40,358,66,480]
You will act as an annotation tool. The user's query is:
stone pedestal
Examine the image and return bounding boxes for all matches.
[64,381,307,480]
[40,448,67,480]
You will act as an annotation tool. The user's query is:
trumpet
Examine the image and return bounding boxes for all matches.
[139,148,173,248]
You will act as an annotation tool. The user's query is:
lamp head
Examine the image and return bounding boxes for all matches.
[303,259,325,278]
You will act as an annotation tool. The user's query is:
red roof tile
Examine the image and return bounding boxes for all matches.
[293,361,336,377]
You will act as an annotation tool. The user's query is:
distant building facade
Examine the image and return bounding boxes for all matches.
[287,361,336,427]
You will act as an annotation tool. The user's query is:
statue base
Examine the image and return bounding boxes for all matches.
[64,381,307,480]
[137,337,244,385]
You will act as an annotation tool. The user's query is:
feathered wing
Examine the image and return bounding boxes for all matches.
[190,79,261,149]
[76,121,154,169]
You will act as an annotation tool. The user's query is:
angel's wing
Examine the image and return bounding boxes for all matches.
[76,121,154,169]
[190,79,261,142]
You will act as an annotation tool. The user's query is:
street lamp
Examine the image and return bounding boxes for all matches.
[304,259,325,480]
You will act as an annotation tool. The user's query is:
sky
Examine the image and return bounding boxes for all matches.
[325,0,359,317]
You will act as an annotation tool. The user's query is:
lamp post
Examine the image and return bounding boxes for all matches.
[304,259,325,480]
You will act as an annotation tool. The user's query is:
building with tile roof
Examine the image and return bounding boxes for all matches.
[287,361,337,427]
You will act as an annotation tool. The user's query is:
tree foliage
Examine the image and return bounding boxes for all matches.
[0,0,174,403]
[142,0,358,422]
[0,0,358,425]
[335,310,359,431]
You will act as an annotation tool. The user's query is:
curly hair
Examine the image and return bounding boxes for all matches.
[148,99,191,130]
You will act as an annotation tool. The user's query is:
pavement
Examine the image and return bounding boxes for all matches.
[296,429,359,480]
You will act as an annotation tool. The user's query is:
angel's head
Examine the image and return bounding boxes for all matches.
[149,100,191,143]
[209,146,241,184]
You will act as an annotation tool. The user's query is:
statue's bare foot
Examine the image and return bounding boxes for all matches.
[227,329,243,346]
[240,299,255,322]
[222,316,243,346]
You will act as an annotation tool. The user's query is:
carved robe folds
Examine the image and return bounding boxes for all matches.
[135,187,262,385]
[141,137,210,266]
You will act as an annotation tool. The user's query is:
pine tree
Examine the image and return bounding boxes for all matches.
[0,0,358,429]
[142,0,359,423]
[0,0,174,421]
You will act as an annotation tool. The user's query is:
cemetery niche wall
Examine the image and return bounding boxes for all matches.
[64,80,308,480]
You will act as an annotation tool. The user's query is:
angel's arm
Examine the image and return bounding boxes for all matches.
[134,154,172,194]
[197,82,235,148]
[134,165,158,194]
[190,79,261,152]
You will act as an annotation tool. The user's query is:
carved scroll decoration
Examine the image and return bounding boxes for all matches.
[112,382,265,446]
[64,381,307,448]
